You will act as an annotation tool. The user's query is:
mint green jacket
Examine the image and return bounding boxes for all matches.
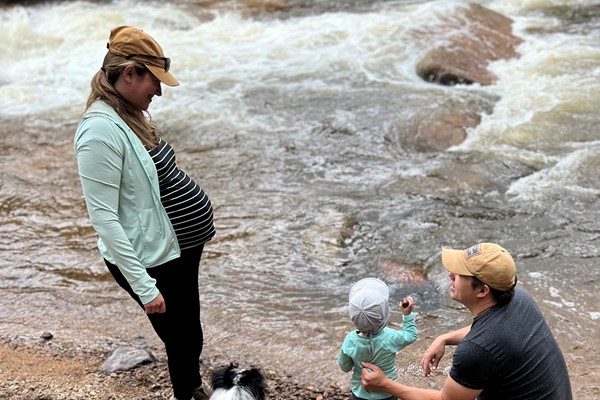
[338,313,417,400]
[74,101,180,304]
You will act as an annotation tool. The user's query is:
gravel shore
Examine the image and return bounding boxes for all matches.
[0,334,352,400]
[2,331,595,399]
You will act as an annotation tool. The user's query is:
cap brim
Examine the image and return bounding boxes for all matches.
[441,248,473,276]
[349,277,389,301]
[146,65,179,86]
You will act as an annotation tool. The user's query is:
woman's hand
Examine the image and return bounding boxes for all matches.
[144,293,166,314]
[360,362,387,391]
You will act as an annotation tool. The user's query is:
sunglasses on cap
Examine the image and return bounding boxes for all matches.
[125,54,171,72]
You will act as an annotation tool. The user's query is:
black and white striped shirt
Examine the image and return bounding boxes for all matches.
[148,138,215,250]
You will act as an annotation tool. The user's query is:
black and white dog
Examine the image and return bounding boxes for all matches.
[209,363,268,400]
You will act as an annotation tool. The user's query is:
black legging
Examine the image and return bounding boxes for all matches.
[105,245,204,400]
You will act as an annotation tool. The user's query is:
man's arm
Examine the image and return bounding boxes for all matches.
[422,325,471,376]
[360,363,440,400]
[360,362,481,400]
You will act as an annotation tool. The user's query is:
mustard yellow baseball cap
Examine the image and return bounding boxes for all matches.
[442,243,516,291]
[107,26,179,86]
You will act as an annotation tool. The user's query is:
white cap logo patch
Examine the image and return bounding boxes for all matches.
[466,244,482,258]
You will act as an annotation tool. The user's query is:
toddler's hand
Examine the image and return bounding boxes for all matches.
[400,296,414,315]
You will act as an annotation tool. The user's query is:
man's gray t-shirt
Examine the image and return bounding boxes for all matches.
[450,286,572,399]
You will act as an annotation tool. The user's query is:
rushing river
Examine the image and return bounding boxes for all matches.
[0,0,599,398]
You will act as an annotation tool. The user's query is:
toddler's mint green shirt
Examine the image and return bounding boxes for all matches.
[74,101,180,304]
[338,313,417,400]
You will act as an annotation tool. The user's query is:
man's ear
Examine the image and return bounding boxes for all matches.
[477,284,491,298]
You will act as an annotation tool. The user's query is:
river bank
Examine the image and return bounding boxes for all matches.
[1,328,598,399]
[0,333,449,400]
[0,334,343,400]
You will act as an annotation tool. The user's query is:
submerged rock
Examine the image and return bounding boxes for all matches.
[415,106,482,152]
[302,209,357,270]
[194,0,291,12]
[379,260,428,288]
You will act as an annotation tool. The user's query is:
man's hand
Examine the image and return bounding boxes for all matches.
[421,326,471,377]
[144,293,166,314]
[360,362,387,391]
[421,337,446,377]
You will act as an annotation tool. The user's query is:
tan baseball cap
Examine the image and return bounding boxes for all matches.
[107,26,179,86]
[441,243,516,291]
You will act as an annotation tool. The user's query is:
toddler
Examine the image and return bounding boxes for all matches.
[338,277,417,400]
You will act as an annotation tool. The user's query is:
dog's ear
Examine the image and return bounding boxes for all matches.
[210,364,235,390]
[244,368,267,388]
[241,368,268,400]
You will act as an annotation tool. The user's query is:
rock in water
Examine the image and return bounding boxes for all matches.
[416,3,523,86]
